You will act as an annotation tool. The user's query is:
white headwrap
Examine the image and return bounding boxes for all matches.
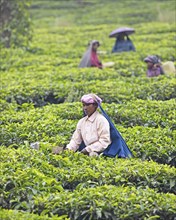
[81,93,102,104]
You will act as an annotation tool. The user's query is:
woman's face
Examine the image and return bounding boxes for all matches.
[92,43,99,51]
[82,102,97,117]
[147,61,154,68]
[118,34,125,40]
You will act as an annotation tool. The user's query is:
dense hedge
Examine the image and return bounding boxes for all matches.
[1,148,175,197]
[1,0,176,219]
[1,101,175,165]
[0,147,176,219]
[1,99,175,127]
[1,186,175,220]
[0,209,69,220]
[121,126,175,166]
[1,72,175,106]
[30,186,176,220]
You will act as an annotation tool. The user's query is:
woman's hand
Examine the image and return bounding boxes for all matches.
[81,148,89,155]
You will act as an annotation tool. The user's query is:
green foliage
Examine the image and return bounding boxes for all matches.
[33,186,176,220]
[0,70,175,106]
[0,208,69,220]
[0,0,176,219]
[0,147,175,219]
[30,0,175,26]
[104,100,176,128]
[0,101,175,165]
[0,0,32,48]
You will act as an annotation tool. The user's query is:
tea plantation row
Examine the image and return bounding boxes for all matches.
[0,148,176,219]
[1,72,176,107]
[1,147,175,193]
[1,0,176,219]
[0,101,175,165]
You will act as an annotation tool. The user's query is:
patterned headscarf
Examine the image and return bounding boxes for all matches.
[144,55,160,64]
[81,93,102,105]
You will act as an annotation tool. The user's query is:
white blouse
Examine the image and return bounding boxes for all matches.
[66,111,111,153]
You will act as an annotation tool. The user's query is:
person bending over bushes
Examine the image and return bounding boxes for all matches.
[79,40,114,69]
[144,55,165,77]
[144,55,176,77]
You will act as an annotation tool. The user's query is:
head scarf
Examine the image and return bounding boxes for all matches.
[81,93,102,105]
[144,55,160,64]
[79,40,100,68]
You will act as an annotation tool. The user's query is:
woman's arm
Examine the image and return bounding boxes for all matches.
[66,121,83,151]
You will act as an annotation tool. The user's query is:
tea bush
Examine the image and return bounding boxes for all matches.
[0,208,69,220]
[33,186,176,220]
[1,99,175,128]
[1,70,175,106]
[0,148,175,198]
[0,148,175,219]
[0,0,176,219]
[1,101,175,165]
